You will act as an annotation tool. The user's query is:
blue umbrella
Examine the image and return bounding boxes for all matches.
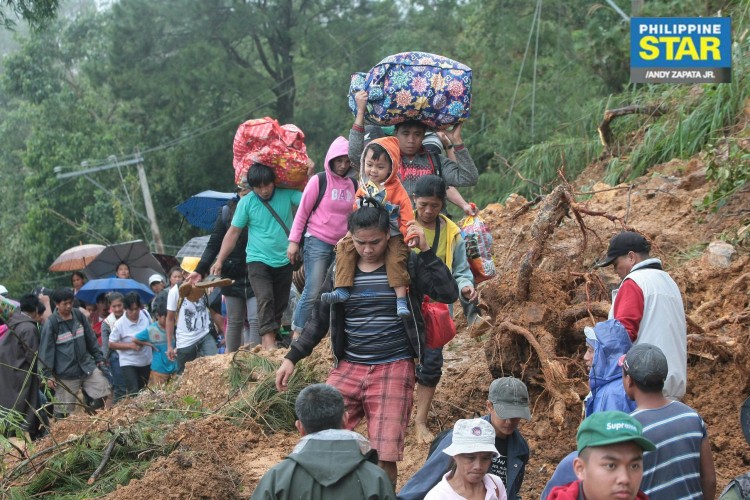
[176,190,236,231]
[77,278,155,304]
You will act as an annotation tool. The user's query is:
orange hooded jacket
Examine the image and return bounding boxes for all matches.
[354,136,415,242]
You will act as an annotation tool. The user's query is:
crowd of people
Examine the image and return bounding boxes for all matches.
[0,91,745,499]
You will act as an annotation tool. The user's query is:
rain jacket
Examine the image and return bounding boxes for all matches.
[250,429,396,500]
[286,249,458,367]
[0,312,41,432]
[547,480,648,500]
[398,415,528,500]
[289,136,358,246]
[39,308,105,380]
[584,319,636,417]
[355,136,414,241]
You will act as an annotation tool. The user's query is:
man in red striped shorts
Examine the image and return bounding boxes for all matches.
[276,203,458,485]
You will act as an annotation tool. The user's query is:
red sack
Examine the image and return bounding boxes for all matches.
[421,297,456,349]
[232,118,309,190]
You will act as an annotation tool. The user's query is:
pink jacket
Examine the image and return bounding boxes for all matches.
[289,136,357,246]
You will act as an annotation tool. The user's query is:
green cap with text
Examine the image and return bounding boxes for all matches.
[577,411,656,453]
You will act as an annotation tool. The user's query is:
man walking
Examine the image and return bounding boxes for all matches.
[39,288,110,418]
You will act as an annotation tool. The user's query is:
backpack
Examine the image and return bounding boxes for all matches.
[426,151,443,178]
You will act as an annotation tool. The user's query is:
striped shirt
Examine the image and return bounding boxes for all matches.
[343,266,411,364]
[632,401,707,500]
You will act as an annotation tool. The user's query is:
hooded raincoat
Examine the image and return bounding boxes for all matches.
[584,319,637,417]
[250,429,396,500]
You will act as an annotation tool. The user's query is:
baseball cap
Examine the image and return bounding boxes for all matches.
[363,125,385,146]
[595,231,650,267]
[577,411,656,453]
[180,257,199,273]
[619,343,668,388]
[442,418,500,458]
[489,377,531,420]
[148,273,164,285]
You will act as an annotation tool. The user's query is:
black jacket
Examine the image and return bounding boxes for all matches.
[286,248,459,366]
[195,200,254,298]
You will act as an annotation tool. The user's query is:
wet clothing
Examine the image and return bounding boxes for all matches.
[251,429,396,500]
[609,258,687,400]
[134,322,177,375]
[398,415,529,500]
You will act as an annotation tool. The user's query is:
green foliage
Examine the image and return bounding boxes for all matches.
[703,139,750,210]
[225,352,320,433]
[0,0,59,30]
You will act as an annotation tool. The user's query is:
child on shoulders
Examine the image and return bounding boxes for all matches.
[322,136,416,318]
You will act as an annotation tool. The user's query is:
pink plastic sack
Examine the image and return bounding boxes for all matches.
[232,118,309,190]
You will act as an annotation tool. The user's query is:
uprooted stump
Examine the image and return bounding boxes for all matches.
[482,183,627,428]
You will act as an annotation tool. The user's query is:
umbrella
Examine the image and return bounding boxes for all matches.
[49,244,106,272]
[176,190,235,231]
[176,235,211,260]
[84,240,164,285]
[153,253,180,274]
[76,278,155,304]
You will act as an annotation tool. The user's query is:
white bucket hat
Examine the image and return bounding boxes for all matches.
[442,418,499,458]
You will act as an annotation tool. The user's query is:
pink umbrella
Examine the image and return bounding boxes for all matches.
[49,244,106,272]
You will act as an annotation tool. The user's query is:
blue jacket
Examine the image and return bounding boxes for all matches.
[584,319,636,417]
[398,415,529,500]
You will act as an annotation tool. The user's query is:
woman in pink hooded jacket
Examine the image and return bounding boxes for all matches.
[286,137,358,336]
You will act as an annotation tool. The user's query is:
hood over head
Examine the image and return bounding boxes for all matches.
[287,429,374,486]
[589,319,632,390]
[323,136,351,178]
[359,136,402,186]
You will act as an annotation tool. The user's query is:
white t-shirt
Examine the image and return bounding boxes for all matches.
[424,472,507,500]
[110,310,153,368]
[166,284,210,349]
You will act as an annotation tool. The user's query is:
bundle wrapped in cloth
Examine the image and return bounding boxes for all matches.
[348,52,472,130]
[232,117,310,190]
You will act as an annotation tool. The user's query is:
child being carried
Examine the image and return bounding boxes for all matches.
[322,136,416,318]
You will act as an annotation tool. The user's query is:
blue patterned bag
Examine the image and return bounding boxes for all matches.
[348,52,472,130]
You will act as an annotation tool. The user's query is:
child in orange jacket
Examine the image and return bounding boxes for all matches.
[322,136,416,318]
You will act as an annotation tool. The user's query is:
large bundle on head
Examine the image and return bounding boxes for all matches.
[348,52,472,130]
[232,117,309,190]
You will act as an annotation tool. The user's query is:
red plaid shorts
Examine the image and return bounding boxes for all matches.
[326,358,415,462]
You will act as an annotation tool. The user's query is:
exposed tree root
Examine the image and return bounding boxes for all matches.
[598,105,667,153]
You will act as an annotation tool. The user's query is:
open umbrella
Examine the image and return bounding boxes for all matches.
[176,235,211,260]
[176,190,235,231]
[76,278,155,304]
[49,244,106,272]
[84,240,163,285]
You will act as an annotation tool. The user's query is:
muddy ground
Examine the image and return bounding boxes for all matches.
[5,135,750,498]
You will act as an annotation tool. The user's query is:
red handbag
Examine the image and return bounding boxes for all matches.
[422,296,456,349]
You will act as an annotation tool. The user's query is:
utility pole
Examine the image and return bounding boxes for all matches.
[135,155,165,254]
[55,153,165,254]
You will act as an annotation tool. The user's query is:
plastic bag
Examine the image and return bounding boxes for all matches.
[232,117,309,190]
[348,52,472,130]
[460,205,496,284]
